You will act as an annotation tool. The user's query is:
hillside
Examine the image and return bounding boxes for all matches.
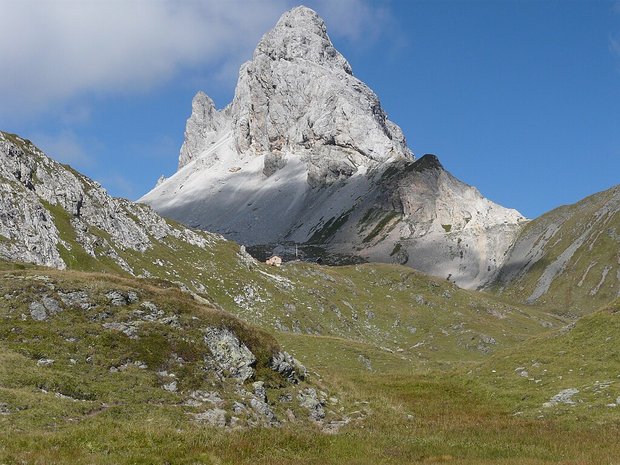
[472,298,620,418]
[0,261,336,433]
[2,261,619,464]
[0,130,561,368]
[1,129,620,462]
[489,184,620,315]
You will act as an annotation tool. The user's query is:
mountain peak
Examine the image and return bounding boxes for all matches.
[254,5,352,74]
[142,5,525,289]
[276,6,325,33]
[415,154,444,171]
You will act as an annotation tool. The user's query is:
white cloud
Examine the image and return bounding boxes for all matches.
[0,0,390,119]
[313,0,392,43]
[0,0,289,117]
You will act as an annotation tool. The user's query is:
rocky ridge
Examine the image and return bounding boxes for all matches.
[140,6,526,289]
[0,131,214,274]
[489,184,620,313]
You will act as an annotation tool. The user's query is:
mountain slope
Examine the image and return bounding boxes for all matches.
[2,130,619,463]
[139,6,525,289]
[0,130,559,366]
[0,131,215,275]
[0,262,328,429]
[489,184,620,315]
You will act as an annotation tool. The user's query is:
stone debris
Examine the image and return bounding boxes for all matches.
[543,388,580,408]
[297,387,325,421]
[163,381,178,392]
[187,390,223,406]
[106,291,132,306]
[250,381,277,424]
[37,358,55,367]
[109,360,148,372]
[358,354,373,371]
[237,245,257,269]
[102,321,139,339]
[27,295,63,321]
[193,408,227,428]
[29,301,48,321]
[58,291,92,310]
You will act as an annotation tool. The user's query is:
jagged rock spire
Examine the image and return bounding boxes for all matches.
[178,5,412,182]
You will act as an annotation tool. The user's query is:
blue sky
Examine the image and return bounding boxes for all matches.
[0,0,618,218]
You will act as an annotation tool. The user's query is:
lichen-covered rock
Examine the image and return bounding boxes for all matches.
[297,387,325,421]
[249,381,278,425]
[29,301,48,321]
[203,327,256,382]
[237,245,257,270]
[102,321,138,339]
[270,351,306,383]
[193,408,227,427]
[106,291,128,306]
[543,388,580,408]
[36,358,55,367]
[58,291,92,309]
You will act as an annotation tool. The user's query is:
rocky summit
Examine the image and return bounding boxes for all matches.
[140,6,525,289]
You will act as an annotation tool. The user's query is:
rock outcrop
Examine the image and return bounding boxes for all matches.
[0,268,340,430]
[139,6,526,289]
[0,131,215,273]
[179,92,231,169]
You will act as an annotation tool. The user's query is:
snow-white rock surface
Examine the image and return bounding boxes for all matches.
[140,6,526,289]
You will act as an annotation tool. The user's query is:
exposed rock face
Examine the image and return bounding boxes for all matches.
[139,6,526,289]
[179,92,231,169]
[229,6,411,183]
[175,6,410,181]
[270,351,307,383]
[323,154,527,289]
[203,326,256,382]
[0,131,214,273]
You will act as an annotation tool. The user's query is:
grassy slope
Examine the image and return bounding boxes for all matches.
[472,298,620,417]
[126,235,564,365]
[2,262,619,463]
[491,186,619,316]
[0,262,349,464]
